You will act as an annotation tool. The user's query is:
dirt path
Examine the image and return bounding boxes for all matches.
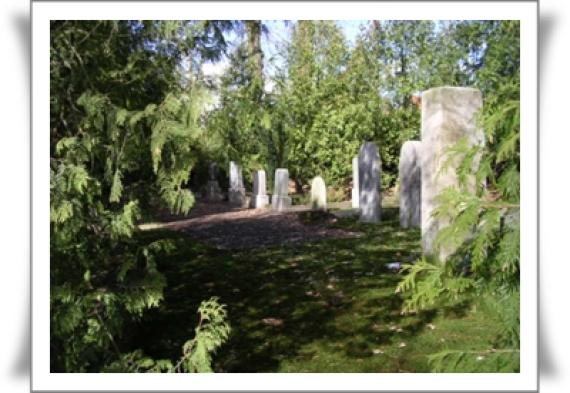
[139,200,361,249]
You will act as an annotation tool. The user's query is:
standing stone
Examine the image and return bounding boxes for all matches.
[310,176,327,211]
[351,156,359,208]
[228,161,246,206]
[399,141,422,229]
[205,162,223,201]
[251,170,269,208]
[421,87,484,261]
[358,142,381,223]
[271,168,292,211]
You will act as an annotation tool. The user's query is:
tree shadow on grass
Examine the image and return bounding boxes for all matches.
[124,207,447,372]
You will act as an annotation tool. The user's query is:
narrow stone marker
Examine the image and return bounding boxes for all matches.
[310,176,327,211]
[252,169,269,208]
[358,142,381,223]
[271,168,292,211]
[399,141,422,229]
[351,156,359,208]
[228,161,246,206]
[421,87,484,261]
[205,162,223,201]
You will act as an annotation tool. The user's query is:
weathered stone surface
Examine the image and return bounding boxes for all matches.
[205,162,223,201]
[421,87,484,260]
[229,189,247,206]
[208,162,219,180]
[271,168,292,211]
[399,141,422,229]
[253,170,266,195]
[252,170,269,208]
[358,142,381,223]
[310,176,327,211]
[205,181,223,201]
[351,156,359,208]
[228,161,246,206]
[252,194,269,209]
[229,161,244,190]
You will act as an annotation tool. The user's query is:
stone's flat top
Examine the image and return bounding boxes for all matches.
[422,86,482,95]
[139,201,361,250]
[421,87,483,112]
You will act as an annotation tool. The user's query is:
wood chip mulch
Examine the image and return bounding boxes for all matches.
[143,201,362,250]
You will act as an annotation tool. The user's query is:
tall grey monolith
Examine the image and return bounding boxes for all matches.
[399,141,422,229]
[310,176,327,211]
[205,162,223,201]
[252,170,269,208]
[351,156,359,208]
[358,142,381,223]
[421,87,484,261]
[271,168,292,211]
[228,161,246,206]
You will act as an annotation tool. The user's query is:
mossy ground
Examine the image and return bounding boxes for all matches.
[128,200,503,372]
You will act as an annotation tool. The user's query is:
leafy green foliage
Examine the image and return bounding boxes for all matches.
[50,20,232,372]
[102,297,230,373]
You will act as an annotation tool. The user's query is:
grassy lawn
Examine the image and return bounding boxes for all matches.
[127,204,503,372]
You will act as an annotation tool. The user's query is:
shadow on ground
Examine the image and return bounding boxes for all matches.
[127,207,502,372]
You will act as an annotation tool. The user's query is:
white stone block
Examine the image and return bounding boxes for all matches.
[421,87,484,261]
[351,156,359,208]
[310,176,327,211]
[358,142,381,223]
[399,141,422,229]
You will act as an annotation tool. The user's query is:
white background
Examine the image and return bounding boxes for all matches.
[0,0,566,392]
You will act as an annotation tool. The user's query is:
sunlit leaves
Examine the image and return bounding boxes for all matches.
[109,170,123,203]
[102,298,230,373]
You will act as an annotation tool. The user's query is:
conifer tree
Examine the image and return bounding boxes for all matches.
[50,20,233,372]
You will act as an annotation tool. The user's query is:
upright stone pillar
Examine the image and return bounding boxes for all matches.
[358,142,381,223]
[271,168,292,211]
[310,176,327,211]
[252,170,269,208]
[228,161,246,206]
[399,141,422,229]
[205,162,223,201]
[421,87,484,260]
[351,156,359,208]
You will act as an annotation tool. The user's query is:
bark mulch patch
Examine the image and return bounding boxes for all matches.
[140,200,362,250]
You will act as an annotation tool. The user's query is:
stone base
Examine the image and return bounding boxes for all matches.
[351,188,359,208]
[271,195,291,212]
[251,194,269,209]
[359,201,381,223]
[360,211,380,223]
[228,188,247,206]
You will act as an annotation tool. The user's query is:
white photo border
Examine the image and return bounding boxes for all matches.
[33,1,538,391]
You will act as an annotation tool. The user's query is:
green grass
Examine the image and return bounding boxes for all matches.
[126,207,504,372]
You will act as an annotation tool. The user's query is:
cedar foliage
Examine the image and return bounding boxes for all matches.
[50,20,233,372]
